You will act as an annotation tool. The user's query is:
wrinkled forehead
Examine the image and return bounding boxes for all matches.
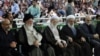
[2,19,11,25]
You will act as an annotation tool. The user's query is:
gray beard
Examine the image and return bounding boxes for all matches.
[28,26,33,31]
[25,24,33,31]
[68,23,74,28]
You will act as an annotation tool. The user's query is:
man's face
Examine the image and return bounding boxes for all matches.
[2,19,11,31]
[25,18,33,30]
[32,1,37,6]
[51,19,59,26]
[68,18,75,26]
[25,18,33,26]
[85,16,92,25]
[8,12,13,21]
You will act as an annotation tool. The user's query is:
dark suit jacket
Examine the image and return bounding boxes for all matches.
[96,22,100,37]
[60,24,82,42]
[0,25,16,52]
[79,23,96,42]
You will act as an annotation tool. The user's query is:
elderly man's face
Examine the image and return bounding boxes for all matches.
[51,19,59,26]
[68,18,75,26]
[2,19,11,31]
[85,16,92,25]
[25,18,33,26]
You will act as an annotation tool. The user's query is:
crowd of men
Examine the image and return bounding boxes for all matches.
[0,0,99,18]
[0,13,100,56]
[0,0,100,56]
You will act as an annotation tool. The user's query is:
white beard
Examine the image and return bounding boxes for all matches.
[50,23,58,28]
[68,23,74,28]
[28,26,33,31]
[25,24,33,31]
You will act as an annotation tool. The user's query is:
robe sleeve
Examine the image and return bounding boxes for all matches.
[42,27,57,45]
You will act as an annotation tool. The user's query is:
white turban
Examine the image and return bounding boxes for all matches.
[66,15,75,20]
[47,15,60,24]
[50,15,60,20]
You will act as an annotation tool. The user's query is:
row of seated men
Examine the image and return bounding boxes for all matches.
[0,14,100,56]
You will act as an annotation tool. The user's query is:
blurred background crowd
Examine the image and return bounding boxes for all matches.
[0,0,99,19]
[0,0,99,28]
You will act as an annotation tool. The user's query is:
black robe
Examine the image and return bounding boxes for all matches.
[42,26,67,56]
[79,23,100,56]
[60,24,92,56]
[17,26,55,56]
[17,26,43,56]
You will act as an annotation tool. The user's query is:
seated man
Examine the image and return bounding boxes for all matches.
[42,16,67,56]
[17,14,55,56]
[0,19,18,56]
[17,13,43,56]
[79,15,100,56]
[60,15,92,56]
[95,14,100,37]
[2,11,17,28]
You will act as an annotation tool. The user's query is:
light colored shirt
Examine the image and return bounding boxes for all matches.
[0,9,4,16]
[17,12,24,19]
[66,3,74,16]
[24,25,42,46]
[26,5,41,18]
[11,3,20,14]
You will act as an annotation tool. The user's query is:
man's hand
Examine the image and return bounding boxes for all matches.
[58,42,64,48]
[34,40,40,48]
[61,40,67,47]
[81,37,86,42]
[93,34,99,39]
[68,37,73,42]
[10,41,17,48]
